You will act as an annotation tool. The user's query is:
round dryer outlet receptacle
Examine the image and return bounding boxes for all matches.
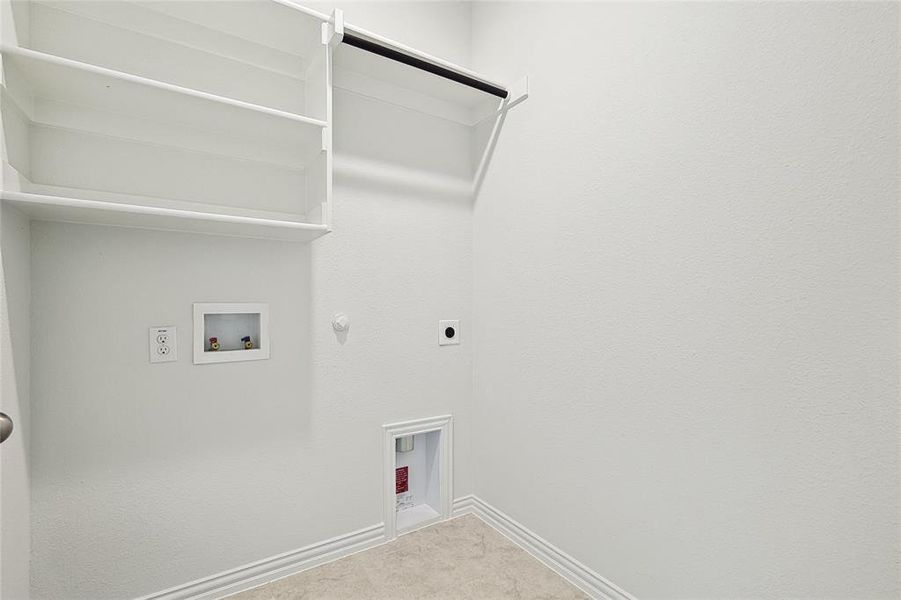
[438,320,460,345]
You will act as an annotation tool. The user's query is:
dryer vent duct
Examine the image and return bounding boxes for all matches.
[396,435,414,453]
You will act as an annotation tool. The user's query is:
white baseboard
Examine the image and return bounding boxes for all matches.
[453,495,635,600]
[135,523,386,600]
[138,495,633,600]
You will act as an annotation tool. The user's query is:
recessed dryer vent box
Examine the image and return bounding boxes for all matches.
[383,415,453,540]
[193,303,270,364]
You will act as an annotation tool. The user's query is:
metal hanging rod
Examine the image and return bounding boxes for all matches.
[341,32,509,100]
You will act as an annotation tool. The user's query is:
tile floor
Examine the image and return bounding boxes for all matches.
[228,514,588,599]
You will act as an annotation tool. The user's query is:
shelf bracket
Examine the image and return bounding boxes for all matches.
[471,76,529,196]
[323,9,344,47]
[504,76,529,112]
[470,75,529,126]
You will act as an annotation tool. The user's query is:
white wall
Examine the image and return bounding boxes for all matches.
[26,3,474,598]
[470,2,899,598]
[0,205,31,600]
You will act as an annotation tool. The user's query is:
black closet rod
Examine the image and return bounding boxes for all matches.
[342,32,509,100]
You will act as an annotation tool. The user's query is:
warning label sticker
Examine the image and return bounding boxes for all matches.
[396,466,409,494]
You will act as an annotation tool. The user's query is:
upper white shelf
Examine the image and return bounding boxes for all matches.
[132,0,327,60]
[0,0,335,242]
[1,46,327,147]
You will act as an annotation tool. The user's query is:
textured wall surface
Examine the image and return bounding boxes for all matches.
[470,2,899,598]
[0,205,31,600]
[26,4,473,598]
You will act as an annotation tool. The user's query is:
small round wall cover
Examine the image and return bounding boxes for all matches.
[331,313,350,332]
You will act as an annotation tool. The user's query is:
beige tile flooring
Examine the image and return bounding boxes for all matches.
[228,514,588,599]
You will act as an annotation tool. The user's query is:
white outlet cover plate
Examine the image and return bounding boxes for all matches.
[438,320,460,345]
[149,326,178,363]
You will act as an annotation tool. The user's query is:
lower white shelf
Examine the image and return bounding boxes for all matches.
[1,191,329,242]
[396,503,441,533]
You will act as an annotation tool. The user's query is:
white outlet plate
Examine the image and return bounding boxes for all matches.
[438,320,460,346]
[149,326,177,363]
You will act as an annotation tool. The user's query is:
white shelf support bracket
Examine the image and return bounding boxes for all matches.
[470,75,529,125]
[471,76,528,197]
[323,9,344,47]
[469,75,529,126]
[322,201,331,229]
[504,75,529,112]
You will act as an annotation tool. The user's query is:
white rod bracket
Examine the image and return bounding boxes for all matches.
[470,76,529,196]
[504,75,529,111]
[469,75,529,126]
[323,9,344,47]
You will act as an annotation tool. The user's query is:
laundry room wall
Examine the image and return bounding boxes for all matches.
[25,3,475,598]
[470,2,899,598]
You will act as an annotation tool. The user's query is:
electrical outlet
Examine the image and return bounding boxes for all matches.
[438,320,460,346]
[149,326,177,363]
